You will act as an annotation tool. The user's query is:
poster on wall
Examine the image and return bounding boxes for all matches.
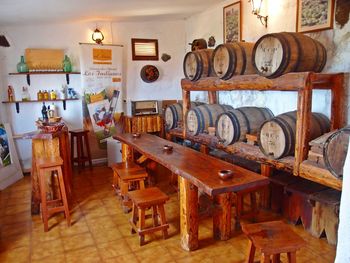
[0,124,11,167]
[79,43,123,159]
[223,1,241,43]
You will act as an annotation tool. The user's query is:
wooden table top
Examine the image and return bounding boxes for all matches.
[114,133,269,196]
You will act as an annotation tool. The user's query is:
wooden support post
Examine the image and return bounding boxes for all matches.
[260,164,272,208]
[122,143,133,162]
[200,144,210,154]
[330,73,346,130]
[213,192,232,240]
[294,75,312,175]
[182,90,191,138]
[179,176,199,251]
[208,91,217,104]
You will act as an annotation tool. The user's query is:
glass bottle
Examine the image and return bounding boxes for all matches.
[21,86,30,101]
[37,90,43,100]
[7,85,14,102]
[17,56,29,73]
[63,55,72,73]
[50,90,57,100]
[43,90,49,100]
[41,102,48,121]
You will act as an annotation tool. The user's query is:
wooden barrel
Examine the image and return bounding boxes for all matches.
[252,32,327,78]
[164,102,204,130]
[212,42,255,80]
[258,111,330,159]
[183,49,215,81]
[323,127,350,178]
[186,104,234,135]
[216,107,274,145]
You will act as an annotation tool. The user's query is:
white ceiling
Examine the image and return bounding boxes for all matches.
[0,0,219,26]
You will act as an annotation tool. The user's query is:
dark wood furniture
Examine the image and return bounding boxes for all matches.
[129,187,169,245]
[69,129,92,170]
[114,133,269,251]
[124,115,164,137]
[36,157,70,232]
[111,162,144,192]
[242,221,306,263]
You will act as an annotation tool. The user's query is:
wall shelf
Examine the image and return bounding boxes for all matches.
[9,72,81,85]
[2,98,79,113]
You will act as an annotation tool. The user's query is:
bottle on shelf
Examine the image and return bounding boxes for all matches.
[63,55,72,73]
[48,103,56,118]
[43,90,49,100]
[50,90,57,100]
[7,85,14,102]
[21,86,30,101]
[17,56,29,73]
[41,102,48,121]
[37,90,43,100]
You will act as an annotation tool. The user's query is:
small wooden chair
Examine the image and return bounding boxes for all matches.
[242,221,306,263]
[36,157,71,232]
[69,129,92,170]
[111,162,145,193]
[128,187,169,245]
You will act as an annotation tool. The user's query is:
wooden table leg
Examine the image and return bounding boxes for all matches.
[246,240,256,263]
[213,192,232,240]
[179,176,199,251]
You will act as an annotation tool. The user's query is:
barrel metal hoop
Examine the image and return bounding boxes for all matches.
[195,107,205,135]
[287,32,302,72]
[237,43,247,75]
[235,108,251,134]
[275,115,296,157]
[202,104,214,127]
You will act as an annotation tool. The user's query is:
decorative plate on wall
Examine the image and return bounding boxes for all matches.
[140,65,159,83]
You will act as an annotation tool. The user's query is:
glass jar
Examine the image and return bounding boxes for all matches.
[17,56,29,73]
[63,55,72,73]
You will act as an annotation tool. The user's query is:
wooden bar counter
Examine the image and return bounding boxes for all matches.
[30,126,72,214]
[114,133,269,251]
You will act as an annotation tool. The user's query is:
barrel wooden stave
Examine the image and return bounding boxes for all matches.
[165,102,203,130]
[183,49,214,81]
[186,104,234,135]
[259,111,330,159]
[212,42,255,80]
[216,107,274,145]
[253,32,327,78]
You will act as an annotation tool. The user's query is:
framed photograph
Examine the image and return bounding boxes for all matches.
[296,0,335,33]
[223,1,241,43]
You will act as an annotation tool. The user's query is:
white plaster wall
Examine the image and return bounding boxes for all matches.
[185,0,350,122]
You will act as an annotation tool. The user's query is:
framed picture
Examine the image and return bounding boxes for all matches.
[223,1,241,43]
[296,0,335,33]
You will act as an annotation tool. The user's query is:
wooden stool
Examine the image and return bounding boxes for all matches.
[118,169,148,212]
[111,162,145,193]
[128,187,169,245]
[69,129,92,170]
[36,157,71,232]
[242,221,306,263]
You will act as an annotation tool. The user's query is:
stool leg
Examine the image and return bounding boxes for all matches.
[139,179,145,190]
[260,253,270,263]
[158,204,168,239]
[287,252,296,263]
[79,135,85,168]
[236,193,242,228]
[77,135,82,170]
[39,168,49,232]
[272,254,280,263]
[83,132,93,169]
[246,240,256,263]
[131,203,138,234]
[250,192,258,222]
[57,167,71,227]
[138,208,146,245]
[70,135,75,166]
[152,205,158,227]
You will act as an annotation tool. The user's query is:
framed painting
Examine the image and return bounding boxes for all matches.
[223,1,242,43]
[296,0,335,33]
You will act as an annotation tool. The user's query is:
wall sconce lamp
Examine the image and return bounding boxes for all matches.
[92,28,104,44]
[249,0,268,27]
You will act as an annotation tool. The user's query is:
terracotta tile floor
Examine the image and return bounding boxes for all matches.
[0,165,336,262]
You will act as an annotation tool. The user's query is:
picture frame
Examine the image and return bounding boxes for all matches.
[223,1,242,43]
[131,38,159,61]
[296,0,335,33]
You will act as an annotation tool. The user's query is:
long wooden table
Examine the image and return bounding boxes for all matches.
[114,133,269,251]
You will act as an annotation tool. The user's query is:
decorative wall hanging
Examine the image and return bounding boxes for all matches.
[132,38,159,60]
[25,48,64,71]
[223,1,242,43]
[296,0,334,33]
[140,65,159,83]
[161,53,171,62]
[208,36,216,47]
[189,39,207,51]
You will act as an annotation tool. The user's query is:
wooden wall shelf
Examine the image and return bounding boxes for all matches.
[2,98,79,113]
[9,72,81,85]
[167,72,345,190]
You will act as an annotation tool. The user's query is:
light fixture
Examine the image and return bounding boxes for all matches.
[249,0,268,28]
[92,28,104,44]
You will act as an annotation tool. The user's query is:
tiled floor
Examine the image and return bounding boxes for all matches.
[0,165,336,262]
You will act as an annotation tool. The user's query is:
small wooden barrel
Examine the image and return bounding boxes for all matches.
[164,102,204,130]
[183,49,214,81]
[186,104,234,135]
[212,42,255,79]
[215,107,274,145]
[323,126,350,178]
[252,32,327,78]
[258,111,330,159]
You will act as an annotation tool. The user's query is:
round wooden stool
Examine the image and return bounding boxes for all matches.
[69,129,92,170]
[128,187,169,245]
[242,221,306,263]
[36,157,71,232]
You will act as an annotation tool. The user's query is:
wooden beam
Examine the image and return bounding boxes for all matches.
[213,192,232,240]
[330,73,346,130]
[182,89,190,138]
[208,91,217,104]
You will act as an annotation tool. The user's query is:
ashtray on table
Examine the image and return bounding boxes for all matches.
[163,145,173,152]
[132,133,141,138]
[218,170,233,180]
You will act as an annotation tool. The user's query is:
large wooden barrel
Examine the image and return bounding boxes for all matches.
[165,102,204,130]
[323,127,350,178]
[212,42,255,79]
[252,32,327,78]
[216,107,274,145]
[183,49,215,81]
[259,111,330,159]
[186,104,234,135]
